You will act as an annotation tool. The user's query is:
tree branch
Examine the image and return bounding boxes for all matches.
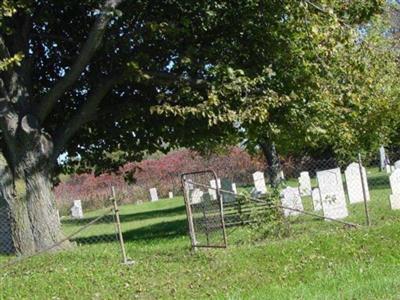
[35,0,124,124]
[52,76,120,158]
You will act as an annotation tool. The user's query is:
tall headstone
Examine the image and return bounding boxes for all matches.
[221,179,235,203]
[394,161,400,170]
[209,178,221,200]
[280,187,303,217]
[231,183,237,194]
[317,168,348,220]
[298,171,312,196]
[279,170,285,180]
[252,171,267,194]
[149,188,159,202]
[312,188,322,211]
[379,146,386,171]
[389,169,400,210]
[168,192,173,199]
[71,200,84,219]
[345,162,370,204]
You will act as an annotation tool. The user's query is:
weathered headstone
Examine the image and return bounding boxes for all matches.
[209,178,221,200]
[389,169,400,210]
[231,183,237,194]
[71,200,84,219]
[168,192,173,199]
[345,162,370,204]
[379,146,386,171]
[312,188,322,211]
[280,187,303,217]
[386,164,393,174]
[191,188,204,204]
[298,171,312,196]
[279,170,285,180]
[317,168,348,220]
[149,188,159,202]
[221,179,235,203]
[395,161,400,170]
[252,171,267,195]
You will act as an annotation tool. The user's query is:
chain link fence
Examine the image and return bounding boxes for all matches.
[181,152,400,249]
[0,194,128,269]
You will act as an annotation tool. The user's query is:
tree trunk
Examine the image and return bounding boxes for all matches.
[259,141,282,188]
[0,122,70,255]
[25,170,67,252]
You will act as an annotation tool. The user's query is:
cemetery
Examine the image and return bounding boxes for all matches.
[1,1,400,299]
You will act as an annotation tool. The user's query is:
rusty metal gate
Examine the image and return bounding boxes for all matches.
[181,170,227,249]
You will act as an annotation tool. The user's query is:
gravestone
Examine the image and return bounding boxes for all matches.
[168,192,173,199]
[231,183,237,194]
[149,188,159,202]
[191,188,204,204]
[221,179,235,203]
[298,171,312,196]
[395,161,400,170]
[279,170,285,180]
[280,187,303,217]
[209,178,221,200]
[389,169,400,210]
[312,188,322,211]
[345,162,370,204]
[386,164,392,174]
[71,200,84,219]
[252,171,267,195]
[317,168,348,220]
[379,146,386,171]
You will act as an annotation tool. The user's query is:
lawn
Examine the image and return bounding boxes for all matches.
[1,168,400,299]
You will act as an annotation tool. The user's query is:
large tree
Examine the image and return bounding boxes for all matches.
[0,1,385,255]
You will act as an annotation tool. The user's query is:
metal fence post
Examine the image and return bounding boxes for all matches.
[111,186,133,265]
[358,154,371,226]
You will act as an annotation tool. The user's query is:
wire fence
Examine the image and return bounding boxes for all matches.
[181,153,400,249]
[0,194,129,269]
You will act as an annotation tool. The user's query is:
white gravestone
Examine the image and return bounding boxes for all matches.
[280,187,303,217]
[298,171,312,196]
[252,171,267,194]
[312,188,322,211]
[386,165,392,174]
[345,162,370,204]
[209,178,221,200]
[191,188,204,204]
[379,146,386,171]
[389,169,400,210]
[395,161,400,170]
[149,188,159,202]
[71,200,83,219]
[279,170,285,180]
[317,168,348,220]
[168,192,173,199]
[231,183,237,194]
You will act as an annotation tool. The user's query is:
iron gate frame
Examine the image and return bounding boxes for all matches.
[181,170,227,249]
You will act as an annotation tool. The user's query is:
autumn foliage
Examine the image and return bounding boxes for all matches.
[55,147,264,213]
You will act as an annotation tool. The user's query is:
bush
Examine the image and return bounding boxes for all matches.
[55,147,264,213]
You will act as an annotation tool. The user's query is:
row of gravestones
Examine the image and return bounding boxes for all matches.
[281,163,400,220]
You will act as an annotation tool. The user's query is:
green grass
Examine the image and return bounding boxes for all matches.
[1,168,400,299]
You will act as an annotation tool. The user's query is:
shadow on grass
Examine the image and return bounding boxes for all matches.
[71,218,188,245]
[62,205,186,225]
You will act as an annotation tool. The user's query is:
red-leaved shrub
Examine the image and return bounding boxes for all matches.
[55,147,264,213]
